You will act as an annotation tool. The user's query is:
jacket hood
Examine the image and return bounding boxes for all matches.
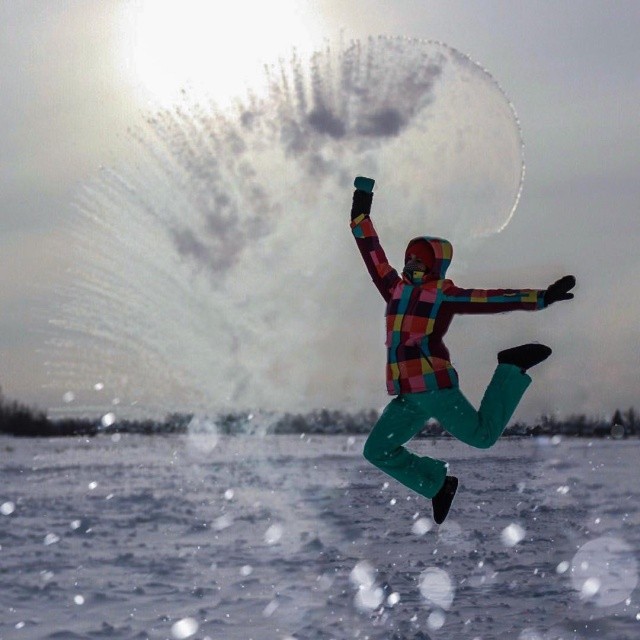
[403,236,453,283]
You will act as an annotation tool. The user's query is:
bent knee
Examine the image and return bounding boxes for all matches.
[464,423,501,449]
[363,442,381,463]
[471,432,500,449]
[363,440,394,464]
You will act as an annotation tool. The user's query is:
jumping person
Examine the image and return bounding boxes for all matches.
[350,176,575,524]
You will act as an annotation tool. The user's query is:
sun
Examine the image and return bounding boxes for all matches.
[121,0,319,108]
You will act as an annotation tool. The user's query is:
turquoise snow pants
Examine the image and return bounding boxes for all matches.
[363,363,531,499]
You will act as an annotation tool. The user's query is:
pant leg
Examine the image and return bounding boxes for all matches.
[363,395,448,499]
[418,363,531,449]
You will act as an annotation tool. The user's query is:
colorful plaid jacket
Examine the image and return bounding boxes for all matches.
[351,213,546,395]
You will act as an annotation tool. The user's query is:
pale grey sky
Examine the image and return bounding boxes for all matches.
[1,1,638,421]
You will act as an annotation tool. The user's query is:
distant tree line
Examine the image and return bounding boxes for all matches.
[0,387,186,437]
[0,386,638,439]
[0,387,50,436]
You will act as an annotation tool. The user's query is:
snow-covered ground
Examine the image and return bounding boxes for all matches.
[1,433,639,639]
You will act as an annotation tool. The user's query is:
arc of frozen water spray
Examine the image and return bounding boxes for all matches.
[45,35,526,416]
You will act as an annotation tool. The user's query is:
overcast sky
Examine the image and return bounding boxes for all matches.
[1,1,638,422]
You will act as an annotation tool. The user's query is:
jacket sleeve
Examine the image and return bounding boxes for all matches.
[441,280,546,314]
[350,214,400,303]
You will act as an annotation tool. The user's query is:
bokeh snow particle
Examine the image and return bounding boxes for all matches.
[418,567,455,610]
[427,609,446,630]
[350,560,376,589]
[101,412,116,428]
[611,423,625,439]
[570,536,638,606]
[186,416,219,452]
[88,481,98,490]
[501,523,526,547]
[387,592,401,606]
[350,560,384,612]
[316,573,334,591]
[518,629,544,640]
[1,501,15,516]
[262,598,278,617]
[412,517,433,536]
[94,382,104,391]
[224,489,234,500]
[354,585,385,612]
[264,523,283,545]
[44,533,60,546]
[240,565,253,577]
[580,577,601,599]
[171,617,199,639]
[437,520,469,549]
[63,391,75,403]
[213,514,233,531]
[555,560,570,574]
[74,594,85,605]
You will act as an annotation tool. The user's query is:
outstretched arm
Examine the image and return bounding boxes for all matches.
[441,274,576,314]
[441,283,545,314]
[350,178,400,303]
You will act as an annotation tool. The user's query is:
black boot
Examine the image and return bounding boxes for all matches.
[497,343,552,372]
[432,475,458,524]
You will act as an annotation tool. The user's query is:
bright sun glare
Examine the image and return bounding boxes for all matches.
[123,0,318,108]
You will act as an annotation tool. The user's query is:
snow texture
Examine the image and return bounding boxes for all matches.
[1,434,639,639]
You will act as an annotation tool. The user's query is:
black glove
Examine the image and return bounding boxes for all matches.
[351,188,373,220]
[544,275,576,307]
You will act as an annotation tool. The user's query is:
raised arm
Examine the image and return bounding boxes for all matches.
[350,178,400,303]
